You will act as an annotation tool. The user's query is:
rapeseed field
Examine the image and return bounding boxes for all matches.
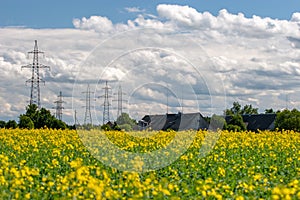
[0,129,299,199]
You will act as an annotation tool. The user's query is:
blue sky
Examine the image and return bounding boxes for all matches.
[0,0,299,28]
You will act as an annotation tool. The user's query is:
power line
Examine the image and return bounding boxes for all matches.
[21,40,50,108]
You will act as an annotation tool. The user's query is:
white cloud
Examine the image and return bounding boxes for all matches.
[73,16,114,33]
[125,7,146,13]
[156,4,300,38]
[291,13,300,22]
[1,4,300,124]
[157,4,204,27]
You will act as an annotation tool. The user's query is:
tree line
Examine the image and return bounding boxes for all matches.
[79,113,137,131]
[0,104,69,130]
[1,102,300,132]
[0,103,137,131]
[219,101,300,132]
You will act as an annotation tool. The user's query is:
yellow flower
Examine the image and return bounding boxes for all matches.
[235,196,244,200]
[69,158,82,168]
[218,167,226,177]
[25,193,31,199]
[152,190,158,196]
[162,188,171,196]
[52,159,59,166]
[253,174,262,181]
[168,183,174,190]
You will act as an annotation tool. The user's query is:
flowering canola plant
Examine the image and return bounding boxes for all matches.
[0,128,299,199]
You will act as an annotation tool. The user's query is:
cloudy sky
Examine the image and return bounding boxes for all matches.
[1,1,300,125]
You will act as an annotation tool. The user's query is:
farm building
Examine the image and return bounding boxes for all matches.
[138,112,209,131]
[225,113,276,131]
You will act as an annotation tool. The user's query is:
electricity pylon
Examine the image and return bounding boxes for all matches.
[74,110,80,126]
[101,81,112,124]
[113,84,127,119]
[22,40,50,108]
[82,84,94,125]
[53,91,65,121]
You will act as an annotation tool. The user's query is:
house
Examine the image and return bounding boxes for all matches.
[225,114,276,131]
[138,112,209,131]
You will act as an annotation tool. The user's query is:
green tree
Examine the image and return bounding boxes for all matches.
[116,113,136,125]
[225,101,241,115]
[241,104,258,115]
[265,108,275,114]
[19,115,34,129]
[101,124,112,131]
[35,107,54,129]
[119,124,132,131]
[225,102,258,115]
[0,120,5,128]
[25,104,39,123]
[116,113,136,131]
[224,102,254,131]
[5,120,17,129]
[275,108,300,132]
[20,104,67,129]
[225,114,246,131]
[51,118,67,130]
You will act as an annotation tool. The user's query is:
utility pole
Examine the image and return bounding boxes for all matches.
[22,40,50,108]
[113,84,126,120]
[101,81,111,124]
[82,84,94,125]
[53,91,65,121]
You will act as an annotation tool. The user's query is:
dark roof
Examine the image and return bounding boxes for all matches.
[225,114,276,131]
[138,112,208,131]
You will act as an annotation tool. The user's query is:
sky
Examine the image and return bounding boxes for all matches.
[0,1,300,125]
[0,0,299,28]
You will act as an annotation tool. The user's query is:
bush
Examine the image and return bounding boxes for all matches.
[5,120,17,129]
[51,119,67,130]
[19,115,34,129]
[225,124,243,132]
[119,124,132,131]
[101,124,112,131]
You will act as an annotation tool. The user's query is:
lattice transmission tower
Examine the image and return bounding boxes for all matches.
[74,110,80,126]
[82,84,94,125]
[53,91,65,121]
[101,81,112,124]
[22,40,50,108]
[113,84,127,119]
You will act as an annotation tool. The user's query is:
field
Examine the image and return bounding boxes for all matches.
[0,129,299,199]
